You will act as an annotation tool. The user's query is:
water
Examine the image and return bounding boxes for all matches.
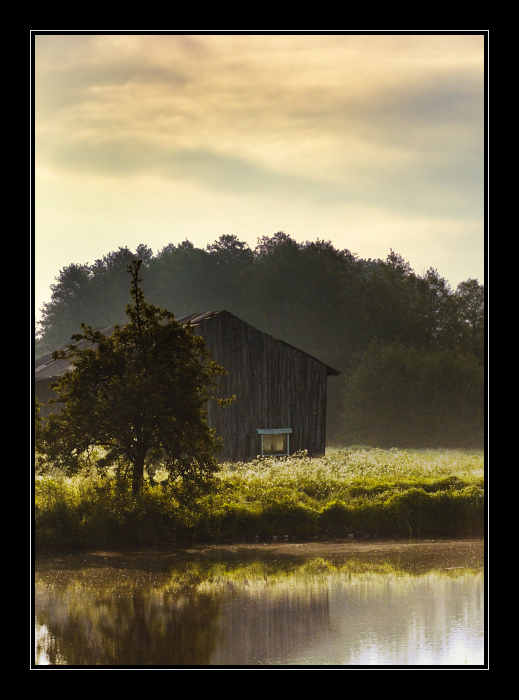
[33,539,485,667]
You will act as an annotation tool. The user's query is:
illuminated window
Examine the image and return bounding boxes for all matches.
[257,428,292,456]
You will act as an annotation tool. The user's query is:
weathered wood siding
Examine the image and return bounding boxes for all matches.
[191,311,329,462]
[34,311,337,464]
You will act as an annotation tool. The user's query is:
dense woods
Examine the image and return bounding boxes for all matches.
[35,232,484,449]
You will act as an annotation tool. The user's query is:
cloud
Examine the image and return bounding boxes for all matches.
[33,32,486,309]
[35,34,483,218]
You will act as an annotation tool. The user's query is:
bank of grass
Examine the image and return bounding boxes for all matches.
[34,448,484,551]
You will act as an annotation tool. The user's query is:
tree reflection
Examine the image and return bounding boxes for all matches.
[34,543,484,667]
[35,581,223,666]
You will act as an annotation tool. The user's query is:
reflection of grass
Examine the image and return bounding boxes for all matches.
[34,449,484,550]
[196,560,484,595]
[35,551,484,599]
[34,548,484,666]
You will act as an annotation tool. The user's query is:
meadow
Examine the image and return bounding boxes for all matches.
[34,448,484,551]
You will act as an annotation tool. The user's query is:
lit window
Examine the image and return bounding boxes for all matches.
[257,428,292,457]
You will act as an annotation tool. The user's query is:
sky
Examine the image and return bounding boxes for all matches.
[33,32,487,319]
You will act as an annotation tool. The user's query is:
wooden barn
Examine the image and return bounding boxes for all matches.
[34,310,339,463]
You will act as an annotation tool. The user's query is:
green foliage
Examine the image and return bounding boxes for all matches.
[34,449,484,550]
[455,278,485,361]
[34,473,179,549]
[342,342,484,448]
[34,397,43,447]
[38,261,231,495]
[36,233,485,449]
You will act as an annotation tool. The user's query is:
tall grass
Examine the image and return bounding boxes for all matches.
[34,448,484,551]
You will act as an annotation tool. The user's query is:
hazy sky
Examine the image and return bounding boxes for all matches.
[33,32,486,318]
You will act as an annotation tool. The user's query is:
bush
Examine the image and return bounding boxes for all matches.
[260,500,318,539]
[383,486,485,538]
[34,449,484,550]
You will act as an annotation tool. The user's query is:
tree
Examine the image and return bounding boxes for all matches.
[36,246,155,356]
[413,267,462,352]
[40,260,231,495]
[455,279,485,362]
[366,249,419,346]
[342,341,484,448]
[206,234,254,270]
[36,263,94,356]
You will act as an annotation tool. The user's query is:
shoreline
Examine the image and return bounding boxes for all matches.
[34,537,485,571]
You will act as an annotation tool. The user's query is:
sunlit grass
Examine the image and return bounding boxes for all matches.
[34,448,484,550]
[214,447,484,503]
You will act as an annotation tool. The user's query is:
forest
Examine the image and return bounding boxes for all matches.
[35,231,484,449]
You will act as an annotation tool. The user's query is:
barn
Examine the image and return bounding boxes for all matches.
[34,310,339,463]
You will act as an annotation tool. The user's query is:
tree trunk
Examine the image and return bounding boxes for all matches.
[132,454,145,495]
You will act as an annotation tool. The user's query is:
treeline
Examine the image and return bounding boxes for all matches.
[35,232,484,448]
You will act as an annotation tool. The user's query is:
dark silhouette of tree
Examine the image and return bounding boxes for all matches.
[455,279,485,362]
[39,261,231,494]
[342,341,484,448]
[37,263,94,356]
[35,233,485,449]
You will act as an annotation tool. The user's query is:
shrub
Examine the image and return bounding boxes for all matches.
[34,449,484,550]
[259,500,318,539]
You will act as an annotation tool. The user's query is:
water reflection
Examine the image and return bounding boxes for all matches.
[34,540,485,667]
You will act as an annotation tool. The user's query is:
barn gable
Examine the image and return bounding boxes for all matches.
[34,310,339,463]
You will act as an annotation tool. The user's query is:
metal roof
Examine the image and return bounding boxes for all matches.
[34,326,115,380]
[34,311,339,380]
[175,310,222,326]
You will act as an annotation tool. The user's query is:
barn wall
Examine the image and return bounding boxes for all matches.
[35,311,333,464]
[191,311,328,462]
[35,379,61,420]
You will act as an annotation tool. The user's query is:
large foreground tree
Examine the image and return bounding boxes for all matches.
[39,261,231,494]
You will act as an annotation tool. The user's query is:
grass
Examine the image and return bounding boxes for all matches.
[34,448,484,551]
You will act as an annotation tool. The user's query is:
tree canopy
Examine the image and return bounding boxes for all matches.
[342,341,484,448]
[38,261,231,494]
[36,233,485,449]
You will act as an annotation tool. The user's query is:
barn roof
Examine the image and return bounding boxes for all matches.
[178,311,339,376]
[34,325,115,380]
[34,310,340,380]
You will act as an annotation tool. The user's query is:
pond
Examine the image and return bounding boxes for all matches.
[33,539,485,668]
